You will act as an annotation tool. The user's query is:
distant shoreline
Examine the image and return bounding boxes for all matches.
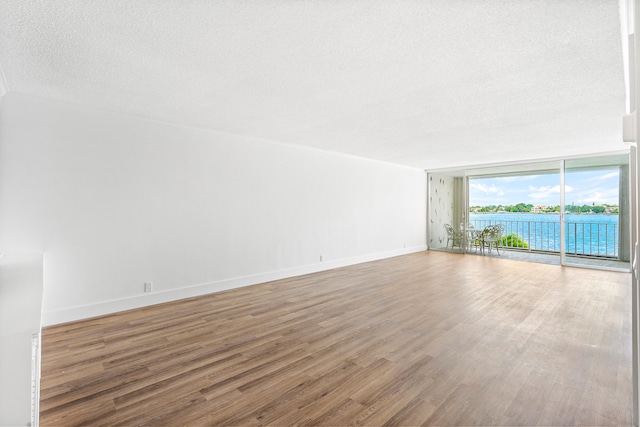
[471,212,619,215]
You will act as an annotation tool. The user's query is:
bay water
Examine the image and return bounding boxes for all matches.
[468,213,619,256]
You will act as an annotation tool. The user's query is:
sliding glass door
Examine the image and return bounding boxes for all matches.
[447,153,631,270]
[563,155,630,270]
[465,161,561,260]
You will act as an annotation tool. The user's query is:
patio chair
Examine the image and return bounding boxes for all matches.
[468,228,483,253]
[461,223,479,252]
[444,224,463,251]
[480,224,504,255]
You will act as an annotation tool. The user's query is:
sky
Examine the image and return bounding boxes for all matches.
[469,169,620,207]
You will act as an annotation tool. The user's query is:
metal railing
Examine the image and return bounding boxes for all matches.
[469,219,619,258]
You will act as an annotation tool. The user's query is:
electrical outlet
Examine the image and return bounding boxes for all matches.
[144,282,153,293]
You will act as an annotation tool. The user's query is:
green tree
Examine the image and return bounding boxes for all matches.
[502,233,529,248]
[514,203,532,213]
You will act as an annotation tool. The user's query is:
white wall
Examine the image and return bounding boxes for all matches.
[0,94,427,325]
[0,254,43,427]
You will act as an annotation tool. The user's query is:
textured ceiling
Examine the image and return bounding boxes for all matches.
[0,0,627,169]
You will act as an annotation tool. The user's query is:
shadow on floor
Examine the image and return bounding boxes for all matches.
[434,247,630,271]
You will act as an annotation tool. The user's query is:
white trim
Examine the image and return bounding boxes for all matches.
[0,60,8,98]
[620,0,633,113]
[41,245,428,326]
[560,160,566,266]
[632,144,639,427]
[426,172,431,249]
[632,1,640,424]
[426,150,631,176]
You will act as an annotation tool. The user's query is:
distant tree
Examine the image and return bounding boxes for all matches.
[514,203,530,212]
[469,202,618,214]
[477,205,497,213]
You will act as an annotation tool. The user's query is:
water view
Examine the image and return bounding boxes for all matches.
[469,213,619,257]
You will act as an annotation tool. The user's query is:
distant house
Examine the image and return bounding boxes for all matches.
[531,205,547,213]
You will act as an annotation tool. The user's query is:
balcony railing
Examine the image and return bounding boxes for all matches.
[469,219,619,258]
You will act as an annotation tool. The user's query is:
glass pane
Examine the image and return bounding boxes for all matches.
[468,168,560,261]
[564,154,630,270]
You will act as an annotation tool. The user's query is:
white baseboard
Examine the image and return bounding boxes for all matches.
[42,246,427,326]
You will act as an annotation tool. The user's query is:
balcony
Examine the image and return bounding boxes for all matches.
[467,218,629,270]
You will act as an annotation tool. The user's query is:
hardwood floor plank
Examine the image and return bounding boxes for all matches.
[39,251,633,425]
[248,361,365,426]
[283,358,395,425]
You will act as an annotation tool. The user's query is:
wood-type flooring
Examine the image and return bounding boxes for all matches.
[40,251,632,426]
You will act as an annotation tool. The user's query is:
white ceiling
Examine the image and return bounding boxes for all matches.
[0,1,628,170]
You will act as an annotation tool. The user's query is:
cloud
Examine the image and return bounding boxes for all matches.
[469,183,504,196]
[527,185,573,201]
[582,192,607,204]
[569,187,619,205]
[595,171,619,181]
[470,170,619,206]
[528,185,552,193]
[568,169,619,184]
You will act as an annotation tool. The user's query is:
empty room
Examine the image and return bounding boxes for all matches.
[1,1,640,426]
